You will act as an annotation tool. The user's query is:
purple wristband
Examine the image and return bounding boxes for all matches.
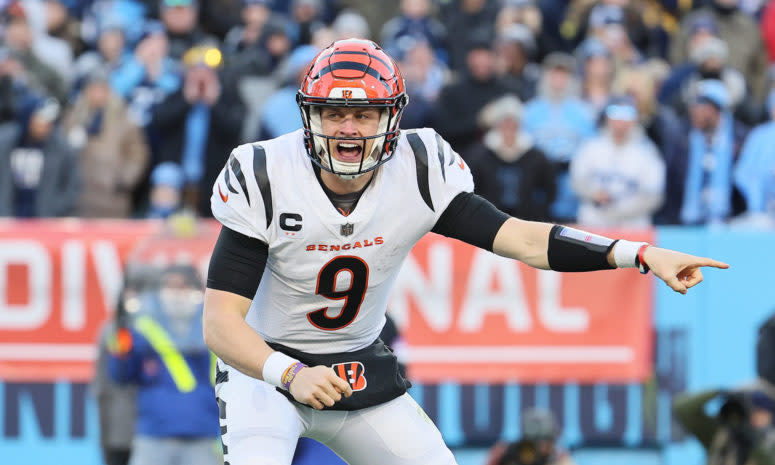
[281,362,307,390]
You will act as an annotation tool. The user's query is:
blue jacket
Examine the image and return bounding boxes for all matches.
[649,105,690,224]
[111,57,181,100]
[657,63,695,107]
[259,86,303,140]
[110,56,181,129]
[107,299,219,439]
[522,97,596,221]
[735,120,775,214]
[680,113,748,224]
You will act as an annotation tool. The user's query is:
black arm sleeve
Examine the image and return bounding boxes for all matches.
[206,226,268,299]
[431,192,511,251]
[547,225,617,272]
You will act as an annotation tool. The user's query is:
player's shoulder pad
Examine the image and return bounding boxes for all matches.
[224,143,271,222]
[212,142,273,237]
[402,128,437,212]
[405,127,467,176]
[402,128,473,212]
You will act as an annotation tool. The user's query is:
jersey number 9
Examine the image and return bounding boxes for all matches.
[307,256,369,330]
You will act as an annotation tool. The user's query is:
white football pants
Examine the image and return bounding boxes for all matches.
[216,361,457,465]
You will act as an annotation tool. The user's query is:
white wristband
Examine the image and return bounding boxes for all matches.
[613,240,648,269]
[262,351,300,389]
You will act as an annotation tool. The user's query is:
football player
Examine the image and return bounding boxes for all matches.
[203,39,728,465]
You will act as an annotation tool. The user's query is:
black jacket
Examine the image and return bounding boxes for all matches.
[466,141,556,222]
[432,76,509,154]
[149,71,246,216]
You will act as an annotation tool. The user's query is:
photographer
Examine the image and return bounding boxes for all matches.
[487,408,576,465]
[106,264,221,465]
[673,386,775,465]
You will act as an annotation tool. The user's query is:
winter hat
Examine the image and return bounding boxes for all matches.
[332,9,370,40]
[604,95,638,121]
[589,4,625,29]
[694,79,729,110]
[577,38,612,63]
[497,24,536,57]
[479,94,524,128]
[751,390,775,416]
[689,14,720,37]
[151,162,184,190]
[543,52,576,72]
[690,36,728,65]
[280,45,320,83]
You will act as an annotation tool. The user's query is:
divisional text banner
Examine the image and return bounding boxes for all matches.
[389,231,654,383]
[0,220,219,381]
[0,220,653,384]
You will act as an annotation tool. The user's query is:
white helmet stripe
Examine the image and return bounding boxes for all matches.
[328,88,368,99]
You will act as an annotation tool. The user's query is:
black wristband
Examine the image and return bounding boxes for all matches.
[547,225,617,272]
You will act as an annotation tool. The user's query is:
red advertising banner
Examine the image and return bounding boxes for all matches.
[388,231,654,384]
[0,220,653,384]
[0,219,219,382]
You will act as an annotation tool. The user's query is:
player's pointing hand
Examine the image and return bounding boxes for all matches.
[642,247,730,295]
[289,365,353,410]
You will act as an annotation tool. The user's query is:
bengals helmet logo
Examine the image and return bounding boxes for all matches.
[332,361,367,391]
[342,89,353,99]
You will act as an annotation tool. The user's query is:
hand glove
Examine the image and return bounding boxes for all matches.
[107,327,133,356]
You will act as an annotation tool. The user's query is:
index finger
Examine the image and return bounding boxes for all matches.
[328,370,354,397]
[695,257,730,269]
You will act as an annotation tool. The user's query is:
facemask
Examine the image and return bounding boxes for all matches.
[309,107,390,179]
[699,68,722,80]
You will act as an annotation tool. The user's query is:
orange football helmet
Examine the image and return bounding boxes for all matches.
[296,39,408,177]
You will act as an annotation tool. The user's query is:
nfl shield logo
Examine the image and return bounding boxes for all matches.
[340,223,354,236]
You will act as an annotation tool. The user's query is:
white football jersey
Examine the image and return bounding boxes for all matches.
[211,128,473,353]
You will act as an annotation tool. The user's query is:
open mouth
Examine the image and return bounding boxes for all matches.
[334,142,363,163]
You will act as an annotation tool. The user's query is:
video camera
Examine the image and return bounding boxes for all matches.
[498,438,551,465]
[719,391,752,428]
[497,408,560,465]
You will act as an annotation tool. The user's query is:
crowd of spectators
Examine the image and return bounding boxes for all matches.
[2,0,775,228]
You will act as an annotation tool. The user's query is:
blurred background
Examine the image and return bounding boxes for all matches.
[1,0,775,464]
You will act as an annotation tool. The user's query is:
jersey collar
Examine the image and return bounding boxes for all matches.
[300,145,384,239]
